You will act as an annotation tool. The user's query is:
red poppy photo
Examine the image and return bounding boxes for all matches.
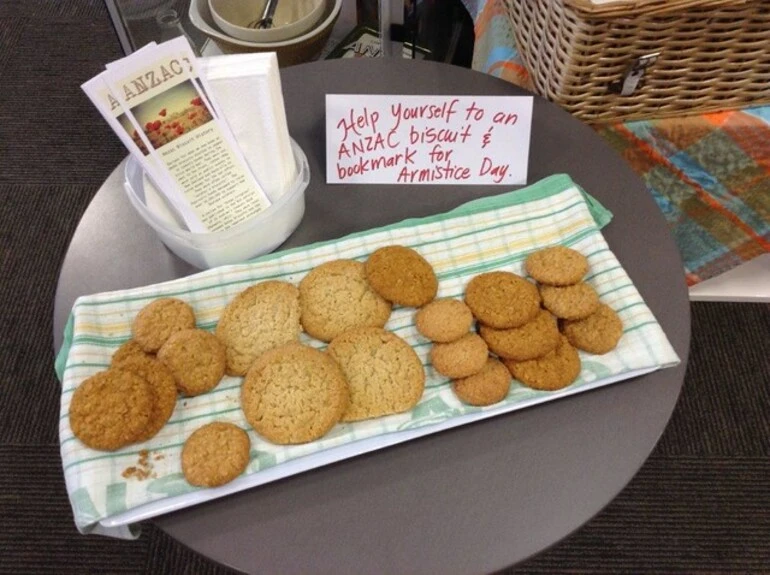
[128,79,214,150]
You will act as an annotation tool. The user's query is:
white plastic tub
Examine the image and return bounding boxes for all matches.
[124,139,309,269]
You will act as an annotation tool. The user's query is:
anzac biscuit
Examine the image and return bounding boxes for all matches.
[452,357,512,406]
[562,303,624,354]
[114,354,178,441]
[181,422,251,487]
[132,298,196,353]
[242,343,348,444]
[415,298,474,343]
[215,281,301,376]
[111,339,153,366]
[525,245,588,286]
[157,329,227,396]
[464,271,541,329]
[539,282,600,320]
[503,335,581,391]
[364,245,438,307]
[327,327,425,422]
[430,333,489,379]
[479,308,560,361]
[299,259,392,342]
[69,369,153,451]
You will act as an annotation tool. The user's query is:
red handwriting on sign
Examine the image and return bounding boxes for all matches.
[336,107,380,141]
[390,98,460,131]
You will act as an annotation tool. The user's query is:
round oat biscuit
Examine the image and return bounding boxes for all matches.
[327,327,425,422]
[525,245,588,286]
[113,354,177,441]
[430,333,489,379]
[299,259,392,342]
[215,281,301,376]
[157,329,227,396]
[503,335,581,391]
[539,282,600,320]
[464,271,541,329]
[111,339,153,366]
[479,308,560,361]
[415,298,474,343]
[452,357,512,406]
[69,369,153,451]
[132,298,196,353]
[562,303,624,355]
[181,422,251,487]
[241,343,349,444]
[364,245,438,307]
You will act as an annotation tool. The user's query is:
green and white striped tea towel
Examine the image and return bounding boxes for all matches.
[55,173,680,539]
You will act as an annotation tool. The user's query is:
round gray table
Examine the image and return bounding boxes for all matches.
[54,58,690,574]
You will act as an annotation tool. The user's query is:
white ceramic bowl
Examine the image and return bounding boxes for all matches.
[123,139,309,270]
[189,0,342,65]
[209,0,325,43]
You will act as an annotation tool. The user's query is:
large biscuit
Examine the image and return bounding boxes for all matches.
[113,354,178,441]
[562,303,624,354]
[132,298,196,353]
[479,308,560,361]
[182,422,251,487]
[539,282,600,320]
[525,245,588,286]
[299,259,392,342]
[216,281,301,376]
[364,245,438,307]
[241,343,349,444]
[452,357,512,406]
[69,369,153,451]
[430,333,489,379]
[464,271,541,329]
[503,335,581,391]
[327,327,425,422]
[111,339,153,366]
[415,298,474,343]
[157,329,227,396]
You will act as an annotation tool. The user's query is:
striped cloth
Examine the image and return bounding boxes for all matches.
[467,0,770,286]
[55,174,679,539]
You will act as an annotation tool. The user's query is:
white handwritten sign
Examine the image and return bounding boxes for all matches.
[325,94,533,185]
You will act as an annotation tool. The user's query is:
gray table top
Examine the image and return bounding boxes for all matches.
[54,58,690,574]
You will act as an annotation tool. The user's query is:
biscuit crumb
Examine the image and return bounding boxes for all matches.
[122,449,157,480]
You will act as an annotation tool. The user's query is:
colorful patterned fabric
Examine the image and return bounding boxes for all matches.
[465,0,770,286]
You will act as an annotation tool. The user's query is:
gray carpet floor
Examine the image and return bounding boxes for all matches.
[1,1,768,573]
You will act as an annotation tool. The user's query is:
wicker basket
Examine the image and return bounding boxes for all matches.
[503,0,770,122]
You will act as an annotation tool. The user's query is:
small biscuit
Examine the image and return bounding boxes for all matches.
[181,422,251,488]
[69,369,153,451]
[132,298,196,353]
[215,281,301,376]
[479,308,560,361]
[503,335,581,391]
[464,271,541,329]
[562,303,624,354]
[242,343,349,444]
[430,333,489,379]
[327,327,425,422]
[539,282,600,320]
[113,354,177,441]
[525,246,588,286]
[299,259,392,342]
[364,245,438,307]
[415,299,474,343]
[111,339,153,366]
[157,329,227,396]
[452,357,512,406]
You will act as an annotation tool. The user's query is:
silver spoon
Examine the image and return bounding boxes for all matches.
[248,0,279,29]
